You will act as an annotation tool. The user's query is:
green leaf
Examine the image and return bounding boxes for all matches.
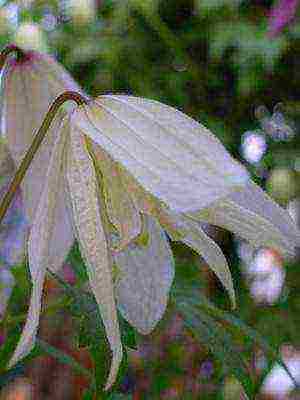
[107,394,133,400]
[82,387,95,400]
[67,242,89,284]
[118,314,137,350]
[177,300,255,397]
[0,326,22,371]
[195,0,242,15]
[36,339,94,382]
[172,282,299,396]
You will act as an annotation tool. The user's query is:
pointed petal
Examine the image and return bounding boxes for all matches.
[66,125,122,390]
[8,259,45,367]
[229,182,300,248]
[90,143,142,250]
[114,215,174,334]
[192,182,299,259]
[73,97,249,213]
[46,190,75,273]
[9,118,68,367]
[47,133,75,273]
[180,216,236,308]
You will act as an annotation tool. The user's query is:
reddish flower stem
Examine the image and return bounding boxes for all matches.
[0,45,26,71]
[0,90,89,224]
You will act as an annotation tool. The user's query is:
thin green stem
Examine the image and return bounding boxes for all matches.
[173,293,299,390]
[129,1,206,83]
[0,91,89,225]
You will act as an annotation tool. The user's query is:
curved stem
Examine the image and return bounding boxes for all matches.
[0,91,89,224]
[0,45,26,71]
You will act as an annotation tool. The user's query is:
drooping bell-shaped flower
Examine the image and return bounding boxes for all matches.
[0,138,28,323]
[5,91,299,391]
[1,47,299,390]
[0,139,28,268]
[0,49,82,274]
[0,49,81,220]
[73,95,299,276]
[0,140,27,319]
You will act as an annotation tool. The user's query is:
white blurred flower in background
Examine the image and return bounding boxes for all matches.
[236,244,287,304]
[255,104,296,142]
[262,345,300,399]
[2,3,19,31]
[67,0,96,25]
[247,248,285,304]
[41,11,58,32]
[14,22,48,53]
[241,130,267,164]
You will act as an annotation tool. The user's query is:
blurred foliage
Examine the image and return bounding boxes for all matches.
[0,0,300,399]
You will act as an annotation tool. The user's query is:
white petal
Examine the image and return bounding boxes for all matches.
[8,261,45,367]
[0,141,28,266]
[31,52,82,96]
[180,216,236,308]
[9,118,68,367]
[90,143,141,250]
[193,182,298,259]
[0,139,15,182]
[47,130,75,273]
[229,182,300,249]
[46,190,75,273]
[114,215,174,334]
[1,52,81,222]
[66,125,122,390]
[73,96,249,213]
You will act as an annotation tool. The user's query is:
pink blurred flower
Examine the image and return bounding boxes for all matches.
[268,0,299,37]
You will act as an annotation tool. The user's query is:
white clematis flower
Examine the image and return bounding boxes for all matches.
[9,93,300,390]
[0,49,81,283]
[0,49,81,221]
[1,52,299,390]
[0,140,28,268]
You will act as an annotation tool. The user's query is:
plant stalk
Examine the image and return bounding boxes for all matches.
[0,91,89,224]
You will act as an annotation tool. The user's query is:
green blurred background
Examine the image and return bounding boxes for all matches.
[0,0,300,399]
